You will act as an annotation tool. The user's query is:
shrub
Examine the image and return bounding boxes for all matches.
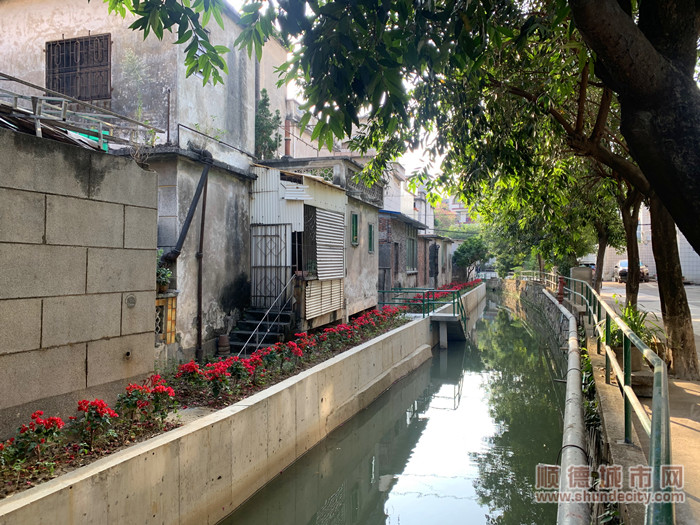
[72,399,119,451]
[0,411,64,466]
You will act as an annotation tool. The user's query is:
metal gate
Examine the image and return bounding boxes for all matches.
[251,224,292,309]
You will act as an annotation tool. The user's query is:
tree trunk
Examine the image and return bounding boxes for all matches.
[593,229,608,293]
[650,196,700,379]
[570,0,700,256]
[618,191,642,307]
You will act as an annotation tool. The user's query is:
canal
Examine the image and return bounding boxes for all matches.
[219,301,565,525]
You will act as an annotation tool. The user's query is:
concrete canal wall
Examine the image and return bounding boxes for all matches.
[0,284,485,525]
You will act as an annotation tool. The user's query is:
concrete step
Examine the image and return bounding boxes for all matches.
[229,330,284,344]
[244,309,293,324]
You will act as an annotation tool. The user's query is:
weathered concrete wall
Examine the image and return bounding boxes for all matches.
[378,215,418,289]
[0,128,157,437]
[418,236,429,287]
[346,198,379,316]
[0,0,260,165]
[0,284,486,524]
[258,39,288,159]
[155,156,252,354]
[438,239,453,286]
[0,0,177,138]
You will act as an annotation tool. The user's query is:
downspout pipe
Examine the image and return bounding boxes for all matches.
[542,289,590,525]
[161,145,213,263]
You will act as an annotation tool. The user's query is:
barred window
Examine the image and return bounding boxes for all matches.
[46,34,111,101]
[406,227,418,271]
[351,213,359,246]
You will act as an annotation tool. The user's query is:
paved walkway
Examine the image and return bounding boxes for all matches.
[598,282,700,523]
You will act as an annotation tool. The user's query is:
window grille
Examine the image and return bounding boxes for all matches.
[351,213,359,245]
[155,294,177,344]
[406,227,418,271]
[46,34,111,101]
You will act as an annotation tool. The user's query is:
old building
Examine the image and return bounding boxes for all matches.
[263,157,384,320]
[247,165,347,333]
[377,163,453,291]
[0,0,290,358]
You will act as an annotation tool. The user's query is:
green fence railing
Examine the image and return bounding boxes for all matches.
[378,287,469,331]
[515,270,674,524]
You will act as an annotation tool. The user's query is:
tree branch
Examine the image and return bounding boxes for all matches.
[590,87,612,142]
[500,84,575,135]
[569,0,670,103]
[575,61,589,134]
[591,143,651,196]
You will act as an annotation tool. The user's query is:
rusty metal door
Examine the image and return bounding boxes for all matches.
[251,224,292,309]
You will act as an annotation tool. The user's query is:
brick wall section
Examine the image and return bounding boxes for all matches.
[0,129,157,436]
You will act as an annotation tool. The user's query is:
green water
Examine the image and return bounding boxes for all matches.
[219,304,564,525]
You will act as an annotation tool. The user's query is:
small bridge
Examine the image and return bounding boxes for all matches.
[378,287,472,348]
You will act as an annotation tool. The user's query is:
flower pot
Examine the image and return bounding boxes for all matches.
[157,283,169,294]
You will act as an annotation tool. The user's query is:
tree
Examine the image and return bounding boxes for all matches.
[106,0,700,377]
[255,89,282,159]
[452,235,488,281]
[569,0,700,256]
[97,0,231,85]
[106,1,700,255]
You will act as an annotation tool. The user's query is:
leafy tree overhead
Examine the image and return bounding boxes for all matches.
[97,0,231,85]
[104,0,700,254]
[102,0,700,378]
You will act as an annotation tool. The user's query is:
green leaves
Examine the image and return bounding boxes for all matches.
[103,0,229,85]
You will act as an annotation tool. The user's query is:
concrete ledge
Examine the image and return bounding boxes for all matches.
[0,285,485,524]
[590,350,647,525]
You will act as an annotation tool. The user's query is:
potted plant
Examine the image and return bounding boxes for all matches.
[605,295,663,372]
[156,249,172,294]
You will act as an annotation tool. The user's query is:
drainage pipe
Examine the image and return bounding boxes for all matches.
[161,147,213,263]
[542,289,590,525]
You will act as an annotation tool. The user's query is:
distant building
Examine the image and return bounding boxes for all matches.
[597,206,700,283]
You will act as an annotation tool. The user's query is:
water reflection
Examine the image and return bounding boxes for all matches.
[218,304,563,525]
[470,308,564,524]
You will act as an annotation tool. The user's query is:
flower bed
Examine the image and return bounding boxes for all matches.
[0,305,407,499]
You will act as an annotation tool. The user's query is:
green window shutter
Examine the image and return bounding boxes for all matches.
[368,224,374,253]
[351,213,358,245]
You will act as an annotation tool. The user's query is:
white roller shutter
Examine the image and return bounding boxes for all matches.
[316,209,345,280]
[305,279,344,319]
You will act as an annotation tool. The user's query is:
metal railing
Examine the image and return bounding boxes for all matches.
[0,72,162,148]
[237,275,296,357]
[378,287,469,331]
[516,270,673,524]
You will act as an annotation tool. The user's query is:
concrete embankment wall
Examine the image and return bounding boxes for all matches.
[0,284,485,525]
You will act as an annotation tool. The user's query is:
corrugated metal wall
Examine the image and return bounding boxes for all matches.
[305,278,344,319]
[316,208,345,280]
[251,166,305,231]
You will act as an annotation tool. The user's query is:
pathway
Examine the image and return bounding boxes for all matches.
[598,282,700,524]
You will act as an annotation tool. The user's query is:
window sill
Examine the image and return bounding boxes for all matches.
[407,270,418,275]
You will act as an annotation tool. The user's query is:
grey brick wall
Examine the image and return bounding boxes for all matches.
[0,128,158,436]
